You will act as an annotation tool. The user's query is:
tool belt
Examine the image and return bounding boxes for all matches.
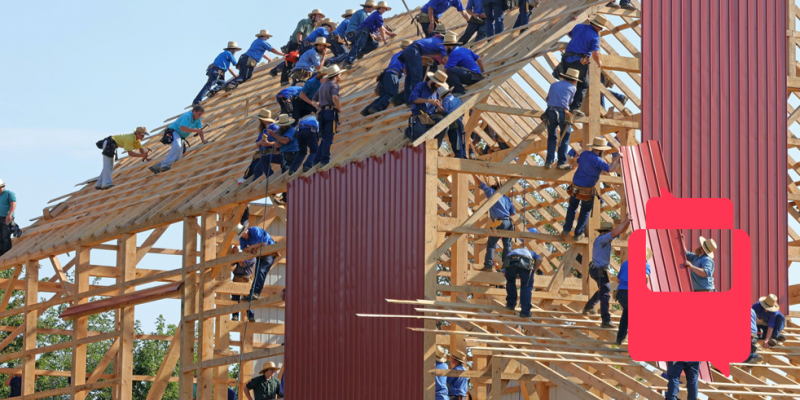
[292,69,311,82]
[232,275,252,283]
[329,33,344,44]
[257,147,280,156]
[96,136,118,160]
[567,184,595,202]
[160,128,176,145]
[418,112,436,125]
[239,55,257,69]
[449,396,466,400]
[415,13,437,24]
[468,15,485,24]
[206,64,224,77]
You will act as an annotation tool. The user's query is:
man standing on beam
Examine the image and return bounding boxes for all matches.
[582,216,630,329]
[559,15,607,117]
[473,175,516,271]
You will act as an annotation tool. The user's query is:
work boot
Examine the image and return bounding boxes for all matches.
[159,166,171,173]
[342,62,355,70]
[95,186,103,191]
[231,315,239,321]
[574,233,586,241]
[302,166,312,173]
[582,307,597,315]
[777,334,787,342]
[241,294,260,302]
[360,108,371,116]
[544,162,552,169]
[621,3,637,10]
[557,164,572,170]
[600,322,615,329]
[620,95,629,105]
[606,1,620,7]
[745,354,763,364]
[103,184,115,190]
[519,311,532,318]
[571,109,586,117]
[269,69,278,77]
[149,165,161,175]
[280,80,290,86]
[505,304,516,311]
[367,107,380,115]
[561,229,571,236]
[768,338,778,347]
[248,316,256,323]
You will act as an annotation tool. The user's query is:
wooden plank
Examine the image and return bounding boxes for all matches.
[423,139,440,400]
[71,246,90,400]
[180,216,198,399]
[598,54,641,72]
[117,233,137,400]
[0,265,22,311]
[197,212,216,400]
[21,261,38,396]
[59,282,182,320]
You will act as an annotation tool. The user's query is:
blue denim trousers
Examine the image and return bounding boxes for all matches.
[236,55,256,84]
[290,126,319,173]
[513,1,531,28]
[563,194,594,235]
[249,256,276,298]
[485,219,513,268]
[666,362,699,400]
[345,29,378,64]
[615,289,629,343]
[459,21,486,44]
[403,45,424,105]
[368,70,400,112]
[314,109,338,166]
[483,0,505,37]
[193,66,224,105]
[545,108,572,165]
[756,313,786,339]
[505,266,534,313]
[585,267,612,323]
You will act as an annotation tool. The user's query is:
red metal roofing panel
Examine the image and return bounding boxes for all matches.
[621,141,712,381]
[286,146,425,399]
[643,0,788,311]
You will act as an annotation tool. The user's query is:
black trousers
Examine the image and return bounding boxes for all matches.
[564,59,589,110]
[0,220,12,257]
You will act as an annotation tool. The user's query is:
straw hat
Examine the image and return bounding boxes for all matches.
[320,18,337,29]
[308,9,325,18]
[257,109,276,123]
[450,349,468,363]
[325,64,343,79]
[442,32,461,46]
[311,37,331,47]
[759,294,780,312]
[276,114,296,127]
[258,362,279,375]
[225,41,242,51]
[699,236,717,258]
[437,85,452,98]
[233,224,247,239]
[426,70,449,90]
[255,30,273,38]
[433,25,448,35]
[342,9,357,18]
[597,221,614,232]
[646,248,653,261]
[589,137,611,151]
[361,0,377,7]
[435,345,448,362]
[376,1,392,10]
[589,14,608,29]
[0,179,5,188]
[133,127,148,136]
[400,39,413,49]
[561,68,582,82]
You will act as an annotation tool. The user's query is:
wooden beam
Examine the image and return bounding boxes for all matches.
[71,246,90,400]
[117,233,137,400]
[0,265,22,311]
[197,212,216,400]
[437,157,624,185]
[48,256,72,296]
[22,261,38,397]
[598,54,641,72]
[86,338,119,384]
[180,216,198,400]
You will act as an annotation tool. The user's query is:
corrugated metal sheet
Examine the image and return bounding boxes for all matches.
[286,146,426,399]
[621,141,713,381]
[643,0,788,310]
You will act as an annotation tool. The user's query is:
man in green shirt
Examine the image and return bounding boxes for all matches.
[286,9,325,53]
[0,179,17,257]
[245,362,281,400]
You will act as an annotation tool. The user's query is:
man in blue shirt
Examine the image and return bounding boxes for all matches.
[292,37,329,84]
[329,10,355,62]
[276,86,302,116]
[269,114,299,176]
[544,68,579,169]
[342,1,397,69]
[192,41,240,106]
[303,18,337,53]
[363,39,411,115]
[744,308,763,364]
[150,105,207,174]
[434,345,449,400]
[483,0,505,38]
[240,109,279,184]
[561,137,620,239]
[234,224,277,301]
[752,294,786,349]
[559,15,606,116]
[236,30,284,86]
[5,374,21,398]
[405,71,449,141]
[345,1,376,41]
[680,234,716,292]
[503,248,542,318]
[288,114,320,174]
[295,68,327,122]
[447,351,469,399]
[420,0,469,37]
[0,180,17,257]
[442,34,485,96]
[474,175,517,271]
[229,246,256,322]
[615,248,652,345]
[459,0,487,44]
[582,216,631,328]
[403,26,448,105]
[437,87,467,159]
[665,361,700,400]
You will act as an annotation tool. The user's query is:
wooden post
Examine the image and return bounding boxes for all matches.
[71,247,90,400]
[180,217,199,399]
[215,212,233,400]
[423,139,439,400]
[118,234,137,400]
[584,60,603,296]
[450,173,469,355]
[491,356,502,399]
[198,212,217,400]
[22,260,38,396]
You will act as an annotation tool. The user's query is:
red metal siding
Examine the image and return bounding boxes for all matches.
[286,146,426,399]
[643,0,788,311]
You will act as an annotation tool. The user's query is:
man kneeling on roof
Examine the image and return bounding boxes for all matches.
[442,32,484,96]
[405,70,449,141]
[150,105,207,174]
[503,247,542,318]
[234,223,277,302]
[362,39,412,116]
[582,216,631,329]
[229,246,256,322]
[96,127,150,190]
[245,362,280,400]
[753,293,786,349]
